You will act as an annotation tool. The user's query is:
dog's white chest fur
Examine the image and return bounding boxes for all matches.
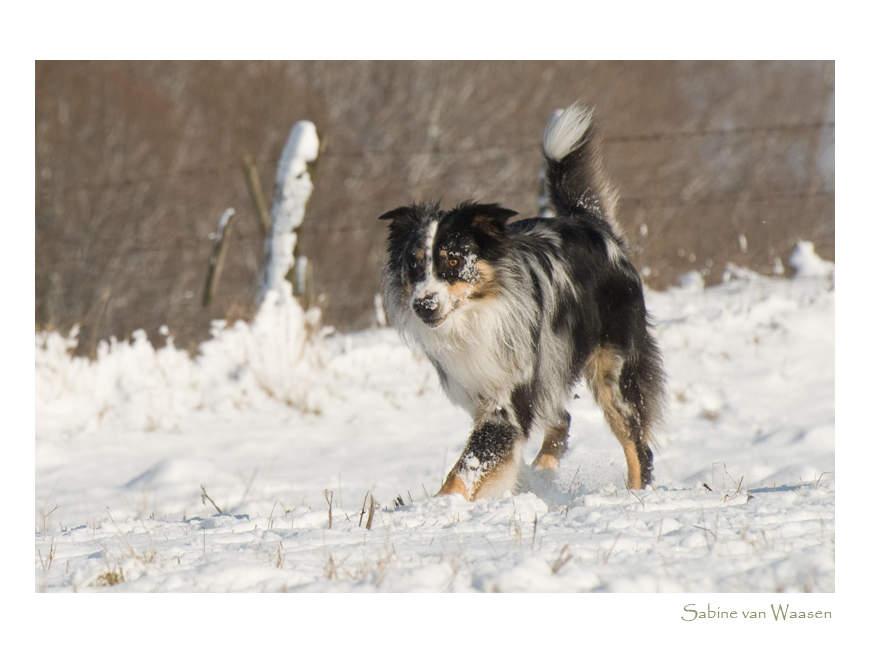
[407,300,532,417]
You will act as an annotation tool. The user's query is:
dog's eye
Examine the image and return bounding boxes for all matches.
[449,258,459,268]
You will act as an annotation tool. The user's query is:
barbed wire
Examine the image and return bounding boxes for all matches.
[322,121,836,156]
[605,120,834,143]
[38,121,834,194]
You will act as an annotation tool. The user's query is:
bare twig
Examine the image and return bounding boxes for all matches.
[40,504,59,539]
[238,466,259,506]
[365,494,377,530]
[795,486,810,505]
[38,537,57,571]
[324,490,333,529]
[567,465,582,495]
[200,485,224,514]
[105,508,137,558]
[693,525,718,540]
[531,514,538,552]
[602,533,621,564]
[551,544,573,574]
[693,509,716,551]
[359,490,369,527]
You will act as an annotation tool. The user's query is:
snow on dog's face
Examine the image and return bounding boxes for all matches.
[379,201,517,329]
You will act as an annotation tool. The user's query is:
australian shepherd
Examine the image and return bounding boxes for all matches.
[379,103,666,500]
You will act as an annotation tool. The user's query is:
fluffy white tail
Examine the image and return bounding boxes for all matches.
[541,102,620,235]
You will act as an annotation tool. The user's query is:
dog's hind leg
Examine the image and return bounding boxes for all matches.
[532,410,571,472]
[437,415,525,500]
[584,347,654,490]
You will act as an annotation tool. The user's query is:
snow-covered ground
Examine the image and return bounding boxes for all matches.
[35,245,835,595]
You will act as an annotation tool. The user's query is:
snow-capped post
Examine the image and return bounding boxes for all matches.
[202,207,236,307]
[260,120,319,305]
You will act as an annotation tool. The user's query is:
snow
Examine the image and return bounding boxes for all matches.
[35,246,835,597]
[790,239,835,279]
[261,121,319,297]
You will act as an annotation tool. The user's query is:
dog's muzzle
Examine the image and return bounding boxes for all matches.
[413,294,446,327]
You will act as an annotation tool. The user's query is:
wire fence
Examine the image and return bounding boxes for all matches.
[39,120,834,252]
[36,116,835,353]
[41,121,834,194]
[41,185,836,267]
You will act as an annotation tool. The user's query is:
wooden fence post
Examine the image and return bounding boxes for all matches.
[240,152,271,237]
[202,208,236,307]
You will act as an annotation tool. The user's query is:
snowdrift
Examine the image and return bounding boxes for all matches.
[35,246,834,592]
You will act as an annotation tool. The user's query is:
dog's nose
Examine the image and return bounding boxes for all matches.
[413,294,439,319]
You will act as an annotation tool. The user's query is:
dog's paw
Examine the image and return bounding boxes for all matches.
[526,455,560,495]
[532,453,560,472]
[436,474,469,500]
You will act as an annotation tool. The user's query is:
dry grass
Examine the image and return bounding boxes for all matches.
[75,509,163,589]
[551,544,574,574]
[38,537,57,572]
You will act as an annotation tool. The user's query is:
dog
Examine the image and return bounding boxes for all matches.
[378,103,666,500]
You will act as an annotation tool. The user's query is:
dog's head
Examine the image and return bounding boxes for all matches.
[379,201,517,328]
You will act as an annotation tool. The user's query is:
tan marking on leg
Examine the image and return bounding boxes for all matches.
[534,417,570,470]
[436,472,469,499]
[584,346,644,489]
[532,453,560,471]
[437,440,524,501]
[469,439,525,500]
[621,444,643,490]
[470,461,518,500]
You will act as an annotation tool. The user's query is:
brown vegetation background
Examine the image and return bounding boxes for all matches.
[35,61,834,357]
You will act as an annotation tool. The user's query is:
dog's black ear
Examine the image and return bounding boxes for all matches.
[466,203,518,238]
[378,205,429,229]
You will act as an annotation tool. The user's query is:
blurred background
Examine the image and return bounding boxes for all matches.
[35,61,834,358]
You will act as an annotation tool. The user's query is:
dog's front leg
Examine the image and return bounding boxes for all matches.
[437,418,525,501]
